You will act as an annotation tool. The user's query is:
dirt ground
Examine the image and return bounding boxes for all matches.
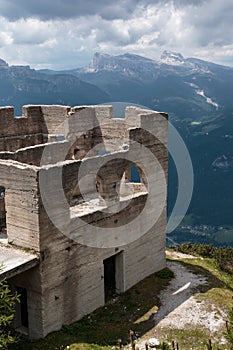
[136,255,228,349]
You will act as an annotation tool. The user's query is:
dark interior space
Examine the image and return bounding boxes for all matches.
[104,255,116,302]
[0,186,6,233]
[17,287,29,328]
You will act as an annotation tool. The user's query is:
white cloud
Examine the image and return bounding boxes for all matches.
[11,18,55,45]
[0,31,13,47]
[0,0,232,68]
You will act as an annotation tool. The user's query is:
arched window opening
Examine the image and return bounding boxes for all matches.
[119,163,148,199]
[130,164,141,183]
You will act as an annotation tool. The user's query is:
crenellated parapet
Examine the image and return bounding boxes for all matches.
[0,104,168,339]
[0,105,66,136]
[0,105,70,151]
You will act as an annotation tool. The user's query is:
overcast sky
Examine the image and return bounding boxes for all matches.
[0,0,232,69]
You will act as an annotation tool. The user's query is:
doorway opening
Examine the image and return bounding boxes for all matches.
[103,252,124,302]
[17,287,29,328]
[0,186,6,236]
[104,255,116,302]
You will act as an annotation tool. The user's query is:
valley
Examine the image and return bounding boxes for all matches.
[0,51,232,246]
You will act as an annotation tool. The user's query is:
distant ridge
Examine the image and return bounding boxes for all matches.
[0,50,232,244]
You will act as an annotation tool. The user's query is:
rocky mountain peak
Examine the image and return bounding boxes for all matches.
[160,50,185,65]
[86,52,159,79]
[0,58,9,67]
[87,52,112,72]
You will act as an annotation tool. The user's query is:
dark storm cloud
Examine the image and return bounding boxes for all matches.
[1,0,139,20]
[185,0,233,47]
[0,0,204,20]
[0,0,232,68]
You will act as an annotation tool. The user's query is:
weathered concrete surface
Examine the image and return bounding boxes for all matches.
[0,104,168,339]
[0,160,40,251]
[0,244,39,279]
[0,105,70,152]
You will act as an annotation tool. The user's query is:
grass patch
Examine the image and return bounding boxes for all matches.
[164,251,233,349]
[167,251,233,311]
[158,327,222,350]
[66,344,111,350]
[195,287,233,311]
[178,258,233,290]
[9,254,233,350]
[9,269,173,350]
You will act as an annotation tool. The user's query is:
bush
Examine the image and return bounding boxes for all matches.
[213,247,233,274]
[225,303,233,349]
[175,243,233,275]
[155,268,174,279]
[0,277,19,349]
[176,243,216,258]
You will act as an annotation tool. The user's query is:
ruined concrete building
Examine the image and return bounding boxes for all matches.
[0,104,168,338]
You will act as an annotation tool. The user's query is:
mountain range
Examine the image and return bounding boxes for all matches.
[0,51,232,246]
[0,58,108,113]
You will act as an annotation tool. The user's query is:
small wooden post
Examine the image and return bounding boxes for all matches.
[207,339,212,350]
[117,338,122,349]
[130,330,134,350]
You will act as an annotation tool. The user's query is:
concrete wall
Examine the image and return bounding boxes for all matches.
[33,196,166,337]
[0,161,40,251]
[0,105,168,339]
[32,106,168,337]
[0,105,70,138]
[0,105,70,152]
[0,141,70,166]
[9,265,43,339]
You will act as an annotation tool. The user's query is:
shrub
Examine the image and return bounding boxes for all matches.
[155,268,174,279]
[213,247,233,274]
[0,277,19,349]
[175,243,233,275]
[225,303,233,349]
